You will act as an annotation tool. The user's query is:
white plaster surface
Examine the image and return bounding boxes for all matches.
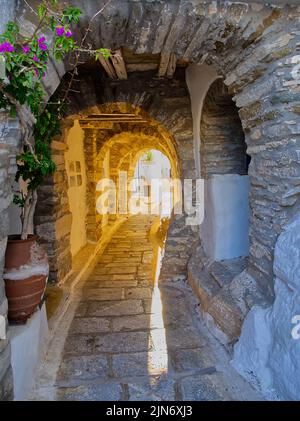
[186,64,220,178]
[8,203,22,236]
[232,216,300,400]
[10,304,49,401]
[201,174,249,261]
[0,314,6,339]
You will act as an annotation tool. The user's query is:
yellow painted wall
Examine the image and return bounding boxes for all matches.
[65,120,87,257]
[101,149,110,229]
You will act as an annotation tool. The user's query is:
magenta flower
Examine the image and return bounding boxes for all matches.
[33,55,39,62]
[34,68,39,77]
[22,46,30,54]
[37,37,48,51]
[56,27,65,36]
[39,43,48,51]
[0,42,14,53]
[65,30,73,38]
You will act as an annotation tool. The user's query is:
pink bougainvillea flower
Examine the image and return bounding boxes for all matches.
[65,30,73,38]
[34,68,39,77]
[0,42,14,53]
[39,43,48,51]
[56,27,65,36]
[22,46,30,54]
[37,37,48,51]
[33,55,39,62]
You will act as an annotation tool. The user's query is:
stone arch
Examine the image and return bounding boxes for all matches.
[197,77,251,283]
[26,1,300,297]
[1,1,300,397]
[35,95,191,283]
[90,122,181,240]
[200,78,248,178]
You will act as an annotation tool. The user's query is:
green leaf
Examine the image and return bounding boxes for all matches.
[37,4,47,20]
[9,105,17,117]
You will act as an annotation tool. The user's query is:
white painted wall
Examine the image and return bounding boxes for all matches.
[186,64,249,260]
[10,304,48,401]
[8,179,28,236]
[232,215,300,400]
[134,150,172,217]
[186,64,220,178]
[65,120,87,257]
[8,203,22,236]
[201,174,250,261]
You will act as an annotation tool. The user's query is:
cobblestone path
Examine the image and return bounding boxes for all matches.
[31,215,262,401]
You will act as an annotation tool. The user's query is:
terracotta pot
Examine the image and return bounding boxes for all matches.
[4,235,48,325]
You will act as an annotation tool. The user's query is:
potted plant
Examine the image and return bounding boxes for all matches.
[0,0,109,324]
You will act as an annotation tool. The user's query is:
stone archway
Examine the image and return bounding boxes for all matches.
[200,78,248,178]
[1,0,300,399]
[20,0,298,301]
[35,91,195,285]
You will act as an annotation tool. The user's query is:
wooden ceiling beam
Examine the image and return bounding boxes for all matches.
[166,53,177,78]
[110,49,128,80]
[98,54,117,79]
[158,52,171,77]
[87,113,137,118]
[158,52,177,78]
[80,120,148,124]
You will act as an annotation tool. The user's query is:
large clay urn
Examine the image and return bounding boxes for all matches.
[3,235,48,325]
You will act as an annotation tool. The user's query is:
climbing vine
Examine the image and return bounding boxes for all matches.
[0,0,110,239]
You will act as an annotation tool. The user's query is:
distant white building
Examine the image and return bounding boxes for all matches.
[132,150,172,217]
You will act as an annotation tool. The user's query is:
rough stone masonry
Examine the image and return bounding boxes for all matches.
[0,0,300,399]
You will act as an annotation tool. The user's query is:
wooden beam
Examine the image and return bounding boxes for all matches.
[83,118,145,121]
[110,49,128,80]
[87,113,137,118]
[126,62,158,72]
[98,54,117,79]
[158,52,177,78]
[166,53,177,78]
[80,120,148,124]
[158,52,171,78]
[79,121,114,129]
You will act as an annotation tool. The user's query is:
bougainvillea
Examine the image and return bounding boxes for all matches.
[0,0,109,239]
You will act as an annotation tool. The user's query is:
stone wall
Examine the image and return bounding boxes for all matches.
[232,215,300,400]
[35,67,197,283]
[0,0,19,400]
[200,79,247,177]
[2,0,299,397]
[35,122,73,283]
[14,0,300,300]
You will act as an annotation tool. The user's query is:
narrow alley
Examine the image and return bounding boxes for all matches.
[30,216,261,401]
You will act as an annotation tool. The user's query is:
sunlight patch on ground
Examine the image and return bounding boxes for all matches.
[147,286,168,375]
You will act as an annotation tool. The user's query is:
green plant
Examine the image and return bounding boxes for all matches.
[0,0,110,239]
[143,151,154,163]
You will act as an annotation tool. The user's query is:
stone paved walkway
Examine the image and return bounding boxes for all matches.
[31,215,262,401]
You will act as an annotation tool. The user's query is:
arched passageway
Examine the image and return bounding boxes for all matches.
[1,0,300,401]
[31,214,261,401]
[35,66,197,288]
[30,65,260,401]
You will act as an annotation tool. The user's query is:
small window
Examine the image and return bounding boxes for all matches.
[68,160,83,188]
[76,161,81,172]
[70,176,76,187]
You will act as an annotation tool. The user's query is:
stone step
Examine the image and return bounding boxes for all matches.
[210,262,234,288]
